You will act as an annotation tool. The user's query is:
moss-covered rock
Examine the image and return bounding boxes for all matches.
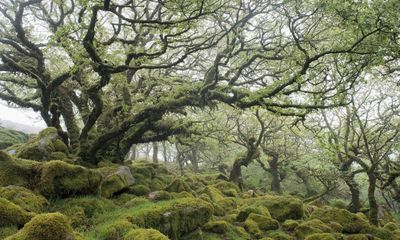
[267,231,294,240]
[294,219,333,240]
[237,204,271,222]
[165,178,192,193]
[304,233,336,240]
[37,160,102,197]
[244,218,263,238]
[383,222,398,232]
[246,213,279,231]
[282,219,300,231]
[203,220,230,234]
[344,234,373,240]
[94,197,213,239]
[100,166,135,198]
[310,206,370,234]
[361,226,392,239]
[124,228,169,240]
[124,197,151,208]
[0,151,39,187]
[214,197,237,216]
[148,191,172,201]
[5,213,80,240]
[11,128,69,161]
[0,226,18,239]
[212,180,240,197]
[0,186,48,213]
[92,219,137,240]
[245,195,304,221]
[0,197,34,227]
[128,185,152,196]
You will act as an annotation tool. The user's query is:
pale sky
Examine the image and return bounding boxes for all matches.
[0,101,46,128]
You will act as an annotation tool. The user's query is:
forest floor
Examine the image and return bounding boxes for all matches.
[1,128,400,240]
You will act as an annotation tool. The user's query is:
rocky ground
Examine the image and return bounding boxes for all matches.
[0,128,399,240]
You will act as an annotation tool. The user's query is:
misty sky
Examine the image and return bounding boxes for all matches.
[0,101,46,128]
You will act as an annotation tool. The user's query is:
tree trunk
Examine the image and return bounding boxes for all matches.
[367,172,379,225]
[162,141,168,163]
[295,170,316,197]
[264,150,281,194]
[153,142,159,163]
[130,144,137,160]
[344,174,362,213]
[191,149,199,172]
[229,138,260,190]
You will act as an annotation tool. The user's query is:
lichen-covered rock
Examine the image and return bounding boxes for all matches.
[100,166,135,198]
[304,233,336,240]
[5,213,80,240]
[94,197,213,239]
[310,206,370,234]
[294,219,333,240]
[11,128,69,161]
[203,220,230,234]
[124,228,169,240]
[245,195,304,221]
[0,186,48,213]
[37,160,102,197]
[0,197,34,227]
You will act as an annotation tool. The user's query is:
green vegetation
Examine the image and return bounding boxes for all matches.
[0,0,400,238]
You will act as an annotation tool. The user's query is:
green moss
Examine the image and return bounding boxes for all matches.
[237,205,271,222]
[0,226,18,239]
[201,186,225,202]
[214,197,237,216]
[5,213,79,240]
[267,231,294,240]
[124,197,151,208]
[245,195,304,221]
[129,185,151,196]
[212,180,240,197]
[101,174,130,198]
[246,213,279,231]
[0,152,39,187]
[294,219,333,240]
[361,226,392,239]
[90,219,137,240]
[282,219,300,231]
[304,233,336,240]
[93,198,213,239]
[244,219,263,238]
[37,160,102,197]
[0,186,48,213]
[310,206,370,234]
[148,190,172,201]
[13,127,69,161]
[165,178,192,193]
[344,234,371,240]
[150,178,166,191]
[203,220,230,234]
[383,222,398,231]
[124,228,169,240]
[0,197,34,227]
[392,230,400,240]
[0,127,28,150]
[51,196,117,227]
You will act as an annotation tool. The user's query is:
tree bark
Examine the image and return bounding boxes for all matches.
[191,149,199,172]
[162,141,168,163]
[367,172,379,225]
[153,142,159,163]
[344,174,362,213]
[229,138,260,190]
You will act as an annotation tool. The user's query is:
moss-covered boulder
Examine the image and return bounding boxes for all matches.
[310,206,370,233]
[10,128,69,161]
[94,197,213,239]
[100,166,135,198]
[0,186,48,213]
[165,178,192,193]
[128,185,151,196]
[0,226,18,239]
[237,204,271,222]
[0,197,34,227]
[383,222,398,232]
[5,213,81,240]
[212,180,240,197]
[344,234,374,240]
[246,213,279,231]
[124,228,169,240]
[37,160,102,197]
[294,219,333,240]
[245,195,304,221]
[201,186,225,202]
[0,151,39,187]
[304,233,336,240]
[214,197,237,216]
[92,219,137,240]
[203,220,230,234]
[267,231,294,240]
[148,191,173,201]
[282,219,300,231]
